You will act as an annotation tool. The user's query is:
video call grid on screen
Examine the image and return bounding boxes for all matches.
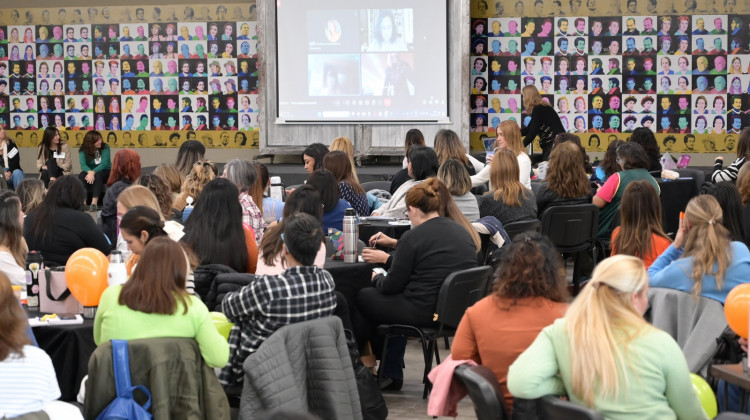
[276,0,449,123]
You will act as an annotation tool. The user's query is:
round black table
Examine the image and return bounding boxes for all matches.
[358,220,411,244]
[28,310,95,402]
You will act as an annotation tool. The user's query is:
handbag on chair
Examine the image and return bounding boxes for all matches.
[39,267,83,314]
[95,340,152,420]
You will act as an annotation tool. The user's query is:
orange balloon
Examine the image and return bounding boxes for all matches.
[65,248,110,307]
[725,284,750,339]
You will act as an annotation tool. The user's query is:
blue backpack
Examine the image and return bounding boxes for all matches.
[95,340,152,420]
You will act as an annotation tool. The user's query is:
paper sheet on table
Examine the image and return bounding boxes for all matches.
[28,314,84,327]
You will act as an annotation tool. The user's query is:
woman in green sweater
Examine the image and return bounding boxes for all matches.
[94,237,229,368]
[507,255,707,420]
[78,130,111,211]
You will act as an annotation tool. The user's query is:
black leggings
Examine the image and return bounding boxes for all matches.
[40,157,64,187]
[79,169,110,201]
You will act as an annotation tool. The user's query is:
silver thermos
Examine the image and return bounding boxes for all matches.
[343,208,358,263]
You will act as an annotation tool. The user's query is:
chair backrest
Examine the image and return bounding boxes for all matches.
[453,365,508,420]
[361,181,392,192]
[503,219,542,241]
[434,266,493,329]
[539,396,604,420]
[540,204,599,253]
[674,168,705,194]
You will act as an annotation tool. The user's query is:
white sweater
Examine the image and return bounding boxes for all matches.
[471,152,532,190]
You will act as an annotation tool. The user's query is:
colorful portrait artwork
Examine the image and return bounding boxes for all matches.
[470,0,750,153]
[0,3,259,148]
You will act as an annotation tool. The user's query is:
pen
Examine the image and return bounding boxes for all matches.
[373,232,382,248]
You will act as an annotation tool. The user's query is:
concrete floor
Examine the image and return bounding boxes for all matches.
[380,338,478,420]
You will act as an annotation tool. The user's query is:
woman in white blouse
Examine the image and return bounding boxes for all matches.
[0,192,27,287]
[471,120,532,190]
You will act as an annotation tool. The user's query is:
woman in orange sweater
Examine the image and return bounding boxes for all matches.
[611,180,672,268]
[451,232,569,413]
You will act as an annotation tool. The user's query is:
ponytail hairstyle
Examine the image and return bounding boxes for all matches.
[488,148,528,206]
[522,84,549,114]
[405,177,480,251]
[119,206,168,242]
[682,194,732,296]
[612,180,670,260]
[565,255,651,408]
[0,192,27,267]
[323,150,365,195]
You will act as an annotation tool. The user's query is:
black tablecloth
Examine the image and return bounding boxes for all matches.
[324,260,379,304]
[29,311,95,402]
[358,220,411,243]
[658,178,696,237]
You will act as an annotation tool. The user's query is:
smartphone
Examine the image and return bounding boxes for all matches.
[372,268,387,276]
[58,313,77,320]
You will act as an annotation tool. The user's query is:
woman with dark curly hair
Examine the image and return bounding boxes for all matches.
[628,127,662,172]
[452,232,569,412]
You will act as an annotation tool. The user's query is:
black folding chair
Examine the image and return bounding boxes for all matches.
[503,219,542,241]
[539,396,604,420]
[376,266,493,398]
[361,181,392,192]
[453,365,509,420]
[540,204,599,294]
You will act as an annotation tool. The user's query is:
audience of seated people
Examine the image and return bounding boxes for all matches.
[390,129,425,194]
[508,256,707,419]
[9,124,750,419]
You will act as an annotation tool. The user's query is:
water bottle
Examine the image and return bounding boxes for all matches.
[343,208,358,263]
[25,251,43,309]
[107,251,127,286]
[182,196,194,223]
[270,176,285,202]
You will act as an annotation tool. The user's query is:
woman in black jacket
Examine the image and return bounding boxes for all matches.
[521,85,565,163]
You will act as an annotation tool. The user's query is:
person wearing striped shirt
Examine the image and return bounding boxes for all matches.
[219,213,337,387]
[712,128,750,183]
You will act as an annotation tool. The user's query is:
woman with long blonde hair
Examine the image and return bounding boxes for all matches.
[478,149,537,225]
[174,160,218,212]
[508,255,707,419]
[329,136,359,184]
[471,120,531,189]
[649,194,750,303]
[535,142,592,216]
[611,180,671,268]
[521,85,565,162]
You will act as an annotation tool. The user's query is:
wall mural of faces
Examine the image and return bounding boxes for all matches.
[0,3,258,148]
[471,0,750,152]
